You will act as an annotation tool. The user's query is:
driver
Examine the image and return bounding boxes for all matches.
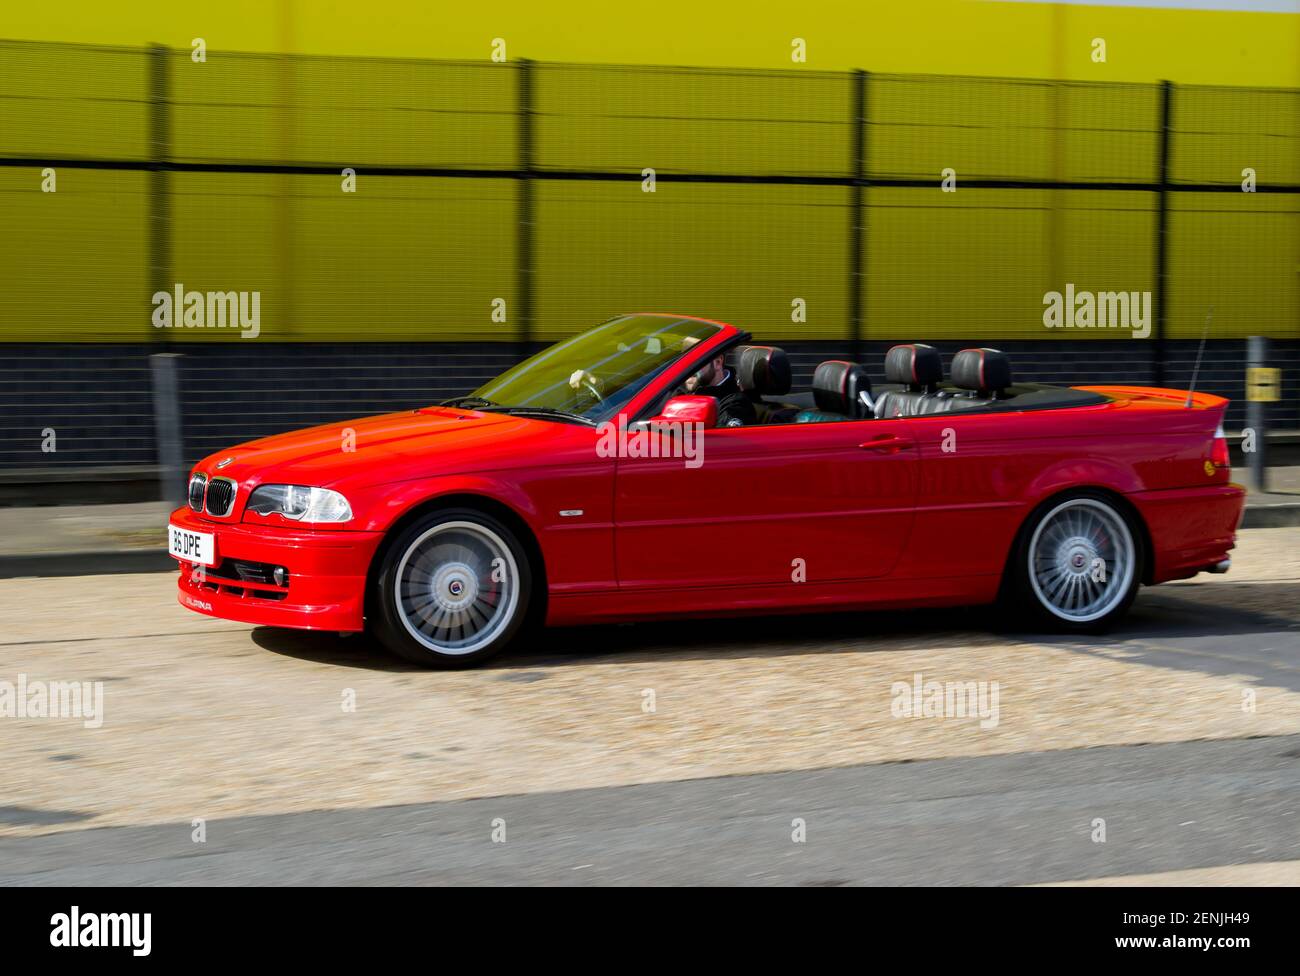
[677,338,755,428]
[566,338,755,427]
[679,353,754,427]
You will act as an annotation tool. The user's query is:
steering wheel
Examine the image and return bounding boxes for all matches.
[567,369,606,405]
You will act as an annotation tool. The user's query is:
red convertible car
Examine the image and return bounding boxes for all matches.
[169,314,1245,667]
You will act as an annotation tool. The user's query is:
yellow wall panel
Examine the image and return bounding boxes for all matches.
[867,188,1048,340]
[167,174,284,341]
[534,182,850,342]
[163,175,517,341]
[2,1,1296,86]
[0,170,149,342]
[290,177,516,341]
[1168,193,1299,339]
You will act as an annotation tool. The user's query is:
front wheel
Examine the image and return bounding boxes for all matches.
[372,508,533,668]
[1009,491,1143,632]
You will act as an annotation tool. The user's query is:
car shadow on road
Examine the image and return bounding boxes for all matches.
[248,577,1300,693]
[1016,579,1300,693]
[249,628,422,672]
[249,604,995,673]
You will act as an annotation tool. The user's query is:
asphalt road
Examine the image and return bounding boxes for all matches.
[2,735,1298,886]
[1,527,1297,885]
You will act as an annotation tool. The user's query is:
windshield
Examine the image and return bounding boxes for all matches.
[470,315,724,422]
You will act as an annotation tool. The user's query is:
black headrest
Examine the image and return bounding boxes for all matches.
[811,361,873,419]
[951,347,1012,394]
[884,344,942,391]
[736,345,792,397]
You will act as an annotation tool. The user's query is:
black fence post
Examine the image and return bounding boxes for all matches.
[1153,79,1172,389]
[1246,336,1271,492]
[151,354,186,507]
[516,58,535,350]
[848,69,867,364]
[147,43,184,506]
[148,43,171,335]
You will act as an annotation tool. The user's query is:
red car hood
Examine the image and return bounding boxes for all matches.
[195,407,547,489]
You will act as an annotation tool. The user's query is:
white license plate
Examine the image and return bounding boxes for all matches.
[168,524,215,566]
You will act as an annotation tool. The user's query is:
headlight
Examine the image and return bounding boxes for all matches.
[245,485,353,523]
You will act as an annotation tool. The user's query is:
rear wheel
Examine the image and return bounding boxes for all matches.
[1010,491,1142,632]
[372,508,532,668]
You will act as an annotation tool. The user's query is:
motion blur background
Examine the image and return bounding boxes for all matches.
[1,0,1297,490]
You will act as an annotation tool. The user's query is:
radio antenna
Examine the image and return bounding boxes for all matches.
[1184,306,1213,408]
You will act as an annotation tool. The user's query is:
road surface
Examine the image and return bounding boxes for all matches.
[1,527,1297,884]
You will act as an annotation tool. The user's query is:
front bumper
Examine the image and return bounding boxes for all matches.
[1130,482,1246,584]
[169,506,384,632]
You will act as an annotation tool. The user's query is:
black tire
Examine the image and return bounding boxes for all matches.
[371,507,533,668]
[1006,489,1144,633]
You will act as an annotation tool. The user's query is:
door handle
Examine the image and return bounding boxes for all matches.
[858,434,910,453]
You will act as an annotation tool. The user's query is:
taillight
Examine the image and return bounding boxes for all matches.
[1211,422,1230,470]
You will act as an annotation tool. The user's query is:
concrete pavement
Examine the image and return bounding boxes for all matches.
[0,527,1296,884]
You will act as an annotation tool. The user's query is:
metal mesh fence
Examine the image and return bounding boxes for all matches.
[533,63,854,178]
[169,50,518,170]
[0,39,1295,347]
[867,75,1162,184]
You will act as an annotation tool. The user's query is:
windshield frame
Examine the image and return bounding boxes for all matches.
[466,315,741,426]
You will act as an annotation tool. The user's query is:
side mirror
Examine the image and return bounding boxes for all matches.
[650,395,718,429]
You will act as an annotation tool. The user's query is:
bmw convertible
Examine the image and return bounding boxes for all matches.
[169,314,1245,667]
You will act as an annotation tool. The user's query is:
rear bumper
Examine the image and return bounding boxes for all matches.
[169,507,384,632]
[1129,483,1246,584]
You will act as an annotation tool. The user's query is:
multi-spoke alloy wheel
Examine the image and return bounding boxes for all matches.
[1012,492,1142,631]
[373,509,532,667]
